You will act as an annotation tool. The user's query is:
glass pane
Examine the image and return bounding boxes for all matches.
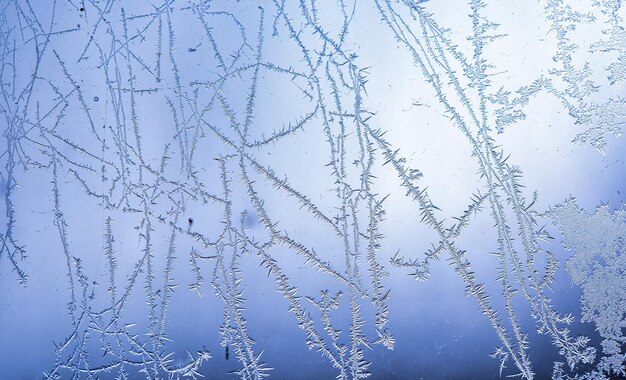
[1,1,625,379]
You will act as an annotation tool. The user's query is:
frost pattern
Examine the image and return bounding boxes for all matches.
[0,0,624,379]
[549,200,626,379]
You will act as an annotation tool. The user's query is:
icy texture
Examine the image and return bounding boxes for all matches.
[0,0,624,379]
[549,200,626,379]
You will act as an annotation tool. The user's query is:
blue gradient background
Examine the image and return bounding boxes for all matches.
[1,1,624,379]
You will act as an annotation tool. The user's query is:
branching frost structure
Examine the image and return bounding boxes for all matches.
[0,0,624,379]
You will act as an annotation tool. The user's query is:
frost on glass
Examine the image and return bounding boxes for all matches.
[549,200,626,379]
[0,0,624,379]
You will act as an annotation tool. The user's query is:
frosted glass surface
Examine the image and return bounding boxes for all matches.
[1,1,625,379]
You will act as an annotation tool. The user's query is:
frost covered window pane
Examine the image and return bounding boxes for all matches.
[1,1,625,379]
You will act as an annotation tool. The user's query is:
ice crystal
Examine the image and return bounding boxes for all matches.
[0,0,624,379]
[549,199,626,378]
